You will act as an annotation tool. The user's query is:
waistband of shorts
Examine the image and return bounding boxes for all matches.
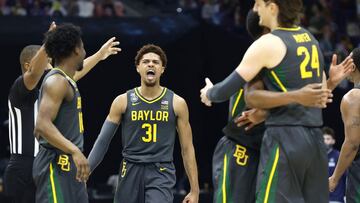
[9,154,35,160]
[123,158,172,165]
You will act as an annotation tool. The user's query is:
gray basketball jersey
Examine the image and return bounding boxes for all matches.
[38,68,84,151]
[263,27,324,126]
[121,87,176,163]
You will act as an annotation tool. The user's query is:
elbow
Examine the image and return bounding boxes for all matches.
[34,118,47,138]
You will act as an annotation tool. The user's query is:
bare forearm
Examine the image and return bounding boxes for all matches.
[24,46,49,89]
[333,141,358,181]
[182,146,199,193]
[74,52,101,81]
[246,90,296,109]
[30,45,48,75]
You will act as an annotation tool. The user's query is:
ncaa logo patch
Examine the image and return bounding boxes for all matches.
[130,92,139,103]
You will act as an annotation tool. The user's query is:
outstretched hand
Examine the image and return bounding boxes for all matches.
[97,37,121,61]
[200,78,213,107]
[328,53,355,88]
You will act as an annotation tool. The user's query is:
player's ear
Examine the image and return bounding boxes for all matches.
[136,65,140,73]
[269,2,278,15]
[23,62,30,71]
[161,66,165,74]
[74,46,80,55]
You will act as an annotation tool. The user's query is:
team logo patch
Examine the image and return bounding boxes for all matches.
[130,92,139,103]
[233,145,249,166]
[57,154,71,171]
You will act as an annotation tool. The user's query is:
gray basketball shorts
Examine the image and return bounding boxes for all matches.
[213,136,260,203]
[33,147,88,203]
[114,159,176,203]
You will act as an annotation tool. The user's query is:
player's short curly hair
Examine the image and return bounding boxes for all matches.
[352,48,360,72]
[135,44,167,68]
[264,0,303,27]
[44,23,82,64]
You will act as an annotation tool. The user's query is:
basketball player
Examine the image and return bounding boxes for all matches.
[329,48,360,203]
[212,10,268,203]
[4,21,120,203]
[33,23,117,202]
[88,44,199,203]
[200,0,354,202]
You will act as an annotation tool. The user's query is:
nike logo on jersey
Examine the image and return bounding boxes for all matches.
[132,102,141,106]
[159,167,167,171]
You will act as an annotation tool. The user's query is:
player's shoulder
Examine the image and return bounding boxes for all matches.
[113,92,127,104]
[250,33,284,54]
[256,33,283,45]
[341,88,360,111]
[172,92,186,104]
[342,89,360,104]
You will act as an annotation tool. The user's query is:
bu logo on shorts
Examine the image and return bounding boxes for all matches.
[233,145,249,166]
[57,154,71,171]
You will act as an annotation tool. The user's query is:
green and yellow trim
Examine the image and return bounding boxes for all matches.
[275,27,301,31]
[135,87,167,104]
[270,71,287,92]
[216,153,233,203]
[221,154,228,203]
[264,147,279,203]
[48,162,64,203]
[49,163,58,203]
[231,89,243,117]
[53,68,76,84]
[256,145,280,203]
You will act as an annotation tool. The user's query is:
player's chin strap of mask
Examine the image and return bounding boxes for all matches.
[206,71,247,103]
[88,120,119,172]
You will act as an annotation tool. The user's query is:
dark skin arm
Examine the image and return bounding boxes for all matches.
[23,22,56,90]
[329,89,360,191]
[34,75,89,182]
[245,53,355,109]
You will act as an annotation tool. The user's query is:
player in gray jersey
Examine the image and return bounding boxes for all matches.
[200,0,355,202]
[33,23,90,203]
[88,44,199,203]
[329,48,360,203]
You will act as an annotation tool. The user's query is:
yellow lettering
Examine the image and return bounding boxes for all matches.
[131,111,137,121]
[150,110,155,121]
[293,33,312,43]
[163,112,168,122]
[144,110,150,120]
[138,111,144,120]
[156,111,162,120]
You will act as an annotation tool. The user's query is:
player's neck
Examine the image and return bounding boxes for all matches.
[138,85,164,100]
[352,73,360,87]
[54,64,76,78]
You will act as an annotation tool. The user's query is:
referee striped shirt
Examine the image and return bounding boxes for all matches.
[7,75,41,157]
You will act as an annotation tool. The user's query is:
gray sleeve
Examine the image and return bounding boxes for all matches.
[206,71,247,103]
[88,120,119,172]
